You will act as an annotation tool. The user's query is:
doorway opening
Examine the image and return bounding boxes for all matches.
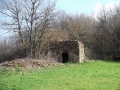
[62,53,68,63]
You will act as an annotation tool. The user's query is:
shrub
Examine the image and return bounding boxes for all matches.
[0,47,27,63]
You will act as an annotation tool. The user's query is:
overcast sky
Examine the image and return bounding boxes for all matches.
[56,0,120,15]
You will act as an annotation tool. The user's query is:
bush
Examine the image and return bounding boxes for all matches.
[0,52,14,63]
[0,47,27,63]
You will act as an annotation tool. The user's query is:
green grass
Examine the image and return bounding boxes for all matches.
[0,60,120,90]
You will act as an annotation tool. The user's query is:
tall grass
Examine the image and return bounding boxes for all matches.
[0,60,120,90]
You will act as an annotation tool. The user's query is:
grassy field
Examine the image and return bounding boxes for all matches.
[0,60,120,90]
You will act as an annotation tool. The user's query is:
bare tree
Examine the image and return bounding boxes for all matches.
[0,0,57,58]
[64,14,96,45]
[55,10,69,32]
[0,0,26,55]
[95,3,120,60]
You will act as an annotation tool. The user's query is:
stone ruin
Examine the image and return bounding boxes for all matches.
[48,40,85,63]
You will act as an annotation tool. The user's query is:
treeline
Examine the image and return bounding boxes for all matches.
[0,0,120,62]
[55,4,120,61]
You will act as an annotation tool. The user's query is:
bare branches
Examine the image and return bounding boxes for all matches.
[0,0,57,58]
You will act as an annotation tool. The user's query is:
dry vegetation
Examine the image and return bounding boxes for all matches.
[0,58,63,69]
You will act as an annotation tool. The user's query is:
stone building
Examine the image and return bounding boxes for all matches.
[48,40,85,63]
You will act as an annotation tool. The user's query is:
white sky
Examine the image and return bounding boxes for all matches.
[56,0,120,15]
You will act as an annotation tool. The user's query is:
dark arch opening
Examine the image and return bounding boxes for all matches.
[62,53,68,63]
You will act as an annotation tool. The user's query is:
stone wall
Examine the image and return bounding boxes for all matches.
[78,41,85,63]
[48,40,85,63]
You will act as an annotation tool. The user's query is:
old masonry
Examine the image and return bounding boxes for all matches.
[48,40,85,63]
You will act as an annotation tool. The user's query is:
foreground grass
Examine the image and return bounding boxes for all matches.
[0,60,120,90]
